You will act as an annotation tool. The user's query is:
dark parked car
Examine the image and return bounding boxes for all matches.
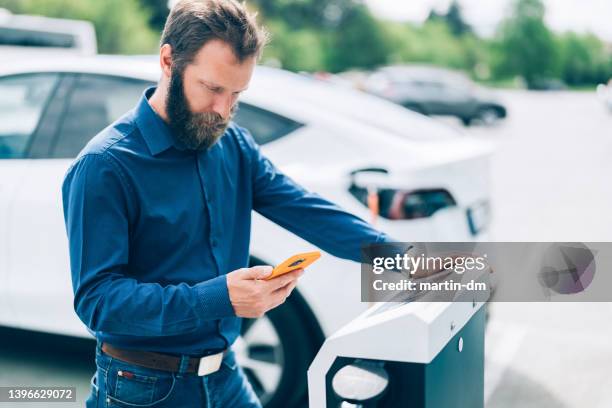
[364,65,507,126]
[528,77,567,91]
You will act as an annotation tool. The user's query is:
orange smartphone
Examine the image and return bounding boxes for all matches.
[264,251,321,280]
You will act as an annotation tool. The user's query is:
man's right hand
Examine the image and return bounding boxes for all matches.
[226,265,304,318]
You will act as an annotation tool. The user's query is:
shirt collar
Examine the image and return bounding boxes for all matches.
[135,86,177,156]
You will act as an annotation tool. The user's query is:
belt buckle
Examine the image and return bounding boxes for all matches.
[197,352,224,376]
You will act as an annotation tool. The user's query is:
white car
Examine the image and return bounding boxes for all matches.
[0,56,491,408]
[0,9,97,63]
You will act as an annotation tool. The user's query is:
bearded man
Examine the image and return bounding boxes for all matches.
[62,1,392,407]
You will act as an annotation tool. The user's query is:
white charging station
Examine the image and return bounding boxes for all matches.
[308,271,490,408]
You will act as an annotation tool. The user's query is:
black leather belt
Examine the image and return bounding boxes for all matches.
[101,342,228,376]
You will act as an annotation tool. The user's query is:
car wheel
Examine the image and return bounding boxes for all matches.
[476,107,502,126]
[237,292,322,408]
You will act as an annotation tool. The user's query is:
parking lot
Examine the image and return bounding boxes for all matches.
[466,90,612,242]
[466,90,612,408]
[1,89,611,407]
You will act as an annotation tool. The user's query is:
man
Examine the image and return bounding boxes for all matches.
[62,1,392,407]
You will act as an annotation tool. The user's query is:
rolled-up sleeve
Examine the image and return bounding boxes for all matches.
[62,153,234,337]
[238,128,391,263]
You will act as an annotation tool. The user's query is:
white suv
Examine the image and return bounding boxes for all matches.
[0,55,492,408]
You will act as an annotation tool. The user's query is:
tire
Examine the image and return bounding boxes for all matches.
[475,107,502,126]
[237,258,324,408]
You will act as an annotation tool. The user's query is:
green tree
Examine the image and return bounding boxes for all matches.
[324,5,391,72]
[261,19,326,72]
[493,0,560,87]
[256,1,391,72]
[0,0,159,54]
[252,0,358,30]
[427,0,471,37]
[138,0,170,32]
[558,32,612,86]
[382,20,483,75]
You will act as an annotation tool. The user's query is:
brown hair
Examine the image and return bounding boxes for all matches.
[161,0,269,71]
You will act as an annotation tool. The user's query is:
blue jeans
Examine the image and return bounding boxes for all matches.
[86,341,261,408]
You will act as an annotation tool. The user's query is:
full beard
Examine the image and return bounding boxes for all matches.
[166,69,235,151]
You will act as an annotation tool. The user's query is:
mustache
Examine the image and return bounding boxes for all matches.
[189,105,236,131]
[196,111,227,126]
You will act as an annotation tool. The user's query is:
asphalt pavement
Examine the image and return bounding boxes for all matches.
[464,90,612,408]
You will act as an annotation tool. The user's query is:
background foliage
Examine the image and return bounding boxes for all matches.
[2,0,610,87]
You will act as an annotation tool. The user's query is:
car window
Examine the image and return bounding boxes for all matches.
[0,27,75,48]
[413,80,444,90]
[0,73,59,159]
[233,102,302,145]
[51,74,152,158]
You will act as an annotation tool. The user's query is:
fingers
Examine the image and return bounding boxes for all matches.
[228,266,303,318]
[266,268,303,290]
[241,265,273,280]
[270,279,298,308]
[273,278,298,298]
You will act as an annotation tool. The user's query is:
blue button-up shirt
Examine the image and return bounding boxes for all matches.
[62,87,389,356]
